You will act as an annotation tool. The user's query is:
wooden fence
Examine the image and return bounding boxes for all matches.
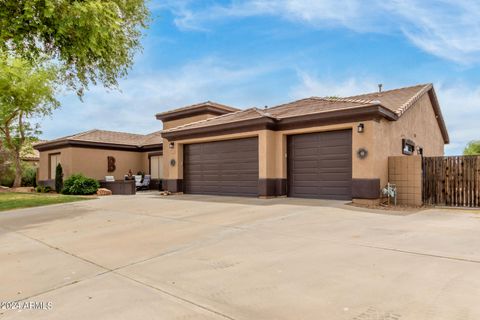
[423,156,480,207]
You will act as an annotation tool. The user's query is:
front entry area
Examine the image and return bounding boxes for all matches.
[287,130,352,200]
[183,137,259,197]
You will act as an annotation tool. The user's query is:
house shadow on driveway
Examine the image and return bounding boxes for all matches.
[145,193,350,207]
[142,192,423,216]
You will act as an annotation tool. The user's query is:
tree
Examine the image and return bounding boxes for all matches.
[0,56,59,187]
[464,140,480,155]
[55,163,63,192]
[0,0,150,96]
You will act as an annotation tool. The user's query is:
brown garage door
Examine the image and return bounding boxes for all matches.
[287,130,352,200]
[184,138,259,197]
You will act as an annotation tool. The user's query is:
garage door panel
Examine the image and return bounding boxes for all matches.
[320,160,351,169]
[288,130,352,200]
[184,138,259,197]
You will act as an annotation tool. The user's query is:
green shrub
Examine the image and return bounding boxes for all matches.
[55,163,63,192]
[21,166,37,187]
[62,174,99,195]
[35,185,52,193]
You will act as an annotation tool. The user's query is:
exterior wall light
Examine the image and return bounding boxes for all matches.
[169,142,175,149]
[357,148,368,159]
[357,123,364,133]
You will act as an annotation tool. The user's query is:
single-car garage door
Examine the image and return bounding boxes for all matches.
[287,130,352,200]
[184,137,259,196]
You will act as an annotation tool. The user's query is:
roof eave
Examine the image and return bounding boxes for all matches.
[35,140,142,152]
[155,104,238,122]
[161,117,277,141]
[162,105,398,141]
[427,88,449,144]
[275,104,398,130]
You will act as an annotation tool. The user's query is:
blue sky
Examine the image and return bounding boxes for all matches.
[39,0,480,155]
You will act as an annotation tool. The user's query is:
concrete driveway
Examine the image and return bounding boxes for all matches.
[1,194,480,319]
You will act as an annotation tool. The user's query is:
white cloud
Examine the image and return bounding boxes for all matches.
[161,0,480,64]
[385,0,480,64]
[38,58,273,139]
[435,83,480,155]
[290,72,378,99]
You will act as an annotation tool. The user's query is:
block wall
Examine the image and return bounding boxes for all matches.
[388,156,422,206]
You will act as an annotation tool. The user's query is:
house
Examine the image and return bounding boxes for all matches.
[35,83,448,203]
[34,130,163,190]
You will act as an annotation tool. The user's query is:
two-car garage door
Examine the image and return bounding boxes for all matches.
[183,130,352,199]
[184,138,259,196]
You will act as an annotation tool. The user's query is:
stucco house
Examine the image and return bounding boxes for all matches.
[35,130,164,190]
[35,83,448,203]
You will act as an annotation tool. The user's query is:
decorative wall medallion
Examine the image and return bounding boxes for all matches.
[107,156,116,172]
[357,148,368,159]
[170,159,176,167]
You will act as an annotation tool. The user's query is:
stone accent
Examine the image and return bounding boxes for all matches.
[388,156,422,206]
[97,188,112,196]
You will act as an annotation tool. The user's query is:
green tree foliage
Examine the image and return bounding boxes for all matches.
[0,0,150,95]
[55,163,63,192]
[0,56,59,187]
[21,165,37,187]
[464,140,480,155]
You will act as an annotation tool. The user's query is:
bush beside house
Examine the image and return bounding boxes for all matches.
[21,166,37,187]
[62,174,99,195]
[55,163,63,192]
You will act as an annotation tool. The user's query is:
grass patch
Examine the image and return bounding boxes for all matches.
[0,192,94,212]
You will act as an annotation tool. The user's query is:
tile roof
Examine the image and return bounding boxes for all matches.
[344,83,432,115]
[155,101,240,119]
[35,129,163,149]
[139,131,163,146]
[164,84,433,133]
[162,108,275,133]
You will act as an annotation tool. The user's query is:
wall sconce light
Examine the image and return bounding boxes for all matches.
[169,142,175,149]
[357,148,368,159]
[357,123,364,133]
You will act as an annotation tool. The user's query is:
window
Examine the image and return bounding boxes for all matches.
[49,153,61,179]
[149,155,163,179]
[402,139,415,156]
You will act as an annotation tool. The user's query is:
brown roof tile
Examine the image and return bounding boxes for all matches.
[162,108,274,133]
[140,131,163,146]
[267,97,377,119]
[163,83,435,134]
[345,83,432,115]
[35,129,164,150]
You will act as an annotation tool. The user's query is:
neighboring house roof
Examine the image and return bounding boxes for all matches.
[162,84,449,143]
[34,130,163,152]
[155,101,240,121]
[19,141,43,161]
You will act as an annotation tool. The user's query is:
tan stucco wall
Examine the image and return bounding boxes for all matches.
[69,148,148,180]
[38,147,164,181]
[38,148,73,180]
[374,94,445,187]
